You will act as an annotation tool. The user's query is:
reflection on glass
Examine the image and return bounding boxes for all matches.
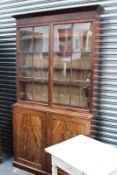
[19,26,49,104]
[53,23,92,108]
[53,84,70,105]
[53,54,71,80]
[34,26,49,52]
[71,54,82,80]
[19,82,33,100]
[70,85,89,107]
[72,22,92,81]
[71,23,92,108]
[73,23,92,52]
[32,26,49,103]
[53,24,72,80]
[54,24,72,55]
[33,83,48,102]
[53,82,89,107]
[20,27,33,39]
[71,55,91,81]
[33,53,48,78]
[32,26,49,102]
[19,54,33,77]
[19,27,33,52]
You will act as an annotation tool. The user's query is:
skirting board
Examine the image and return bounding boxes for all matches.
[13,161,50,175]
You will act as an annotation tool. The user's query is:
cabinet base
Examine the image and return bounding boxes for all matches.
[13,161,49,175]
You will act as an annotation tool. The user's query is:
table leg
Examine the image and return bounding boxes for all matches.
[52,165,58,175]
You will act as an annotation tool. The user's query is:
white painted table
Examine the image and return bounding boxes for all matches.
[45,135,117,175]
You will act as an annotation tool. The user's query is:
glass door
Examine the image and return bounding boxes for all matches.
[18,25,49,103]
[33,26,49,102]
[18,27,33,100]
[53,24,72,105]
[52,22,93,108]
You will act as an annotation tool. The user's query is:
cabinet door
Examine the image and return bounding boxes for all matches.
[53,22,93,109]
[46,113,91,174]
[13,106,47,170]
[48,113,91,145]
[18,26,49,103]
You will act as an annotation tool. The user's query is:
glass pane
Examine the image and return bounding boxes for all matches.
[70,86,80,106]
[53,54,71,80]
[19,81,33,100]
[71,22,92,108]
[53,24,72,105]
[53,22,92,108]
[53,83,70,105]
[33,53,48,78]
[70,84,89,108]
[33,26,49,52]
[71,54,82,80]
[19,27,33,52]
[33,82,48,102]
[53,24,72,80]
[73,23,92,52]
[71,54,91,81]
[72,22,92,80]
[83,82,90,108]
[19,54,33,77]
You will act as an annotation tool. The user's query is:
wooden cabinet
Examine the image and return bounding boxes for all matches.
[13,106,47,173]
[13,5,104,175]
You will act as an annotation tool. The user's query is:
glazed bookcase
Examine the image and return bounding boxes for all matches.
[12,5,104,175]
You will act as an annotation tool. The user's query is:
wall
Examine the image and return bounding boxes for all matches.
[0,0,117,151]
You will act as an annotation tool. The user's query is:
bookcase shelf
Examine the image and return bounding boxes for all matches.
[21,34,48,40]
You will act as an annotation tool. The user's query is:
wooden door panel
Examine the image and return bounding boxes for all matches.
[51,119,87,144]
[46,113,91,174]
[13,107,46,170]
[48,113,91,145]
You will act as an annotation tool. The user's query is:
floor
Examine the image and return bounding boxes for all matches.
[0,154,34,175]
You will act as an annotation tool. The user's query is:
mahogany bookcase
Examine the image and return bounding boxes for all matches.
[12,5,104,175]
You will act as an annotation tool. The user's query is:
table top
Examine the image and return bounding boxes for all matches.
[45,135,117,175]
